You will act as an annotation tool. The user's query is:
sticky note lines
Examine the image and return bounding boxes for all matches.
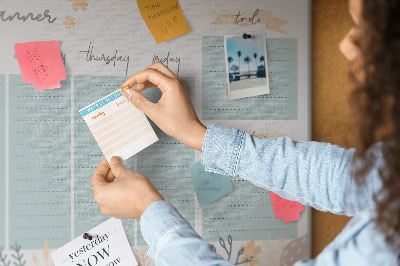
[202,37,298,120]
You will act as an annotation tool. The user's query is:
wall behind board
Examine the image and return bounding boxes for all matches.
[312,0,353,258]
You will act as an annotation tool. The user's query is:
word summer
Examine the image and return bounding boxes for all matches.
[0,9,56,23]
[79,42,130,75]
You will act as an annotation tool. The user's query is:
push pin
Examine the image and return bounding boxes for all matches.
[242,33,251,39]
[83,233,95,240]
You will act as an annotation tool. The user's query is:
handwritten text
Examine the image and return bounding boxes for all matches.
[79,42,130,75]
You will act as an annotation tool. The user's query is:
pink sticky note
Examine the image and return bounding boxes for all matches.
[14,41,67,90]
[269,191,304,223]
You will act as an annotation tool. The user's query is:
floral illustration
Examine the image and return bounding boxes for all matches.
[0,247,10,266]
[63,16,76,29]
[68,0,90,11]
[211,235,253,265]
[240,240,261,266]
[261,233,287,266]
[10,243,26,266]
[134,247,153,266]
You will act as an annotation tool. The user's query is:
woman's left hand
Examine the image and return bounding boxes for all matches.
[91,157,164,219]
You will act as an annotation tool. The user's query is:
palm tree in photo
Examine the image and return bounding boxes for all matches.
[228,56,234,73]
[260,55,265,71]
[237,51,242,76]
[253,53,258,74]
[244,56,251,78]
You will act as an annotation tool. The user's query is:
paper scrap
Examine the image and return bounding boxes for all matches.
[269,191,304,223]
[137,0,191,44]
[14,41,67,90]
[189,161,233,208]
[51,218,138,266]
[79,89,158,162]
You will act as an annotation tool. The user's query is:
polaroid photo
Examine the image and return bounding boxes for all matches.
[224,31,270,100]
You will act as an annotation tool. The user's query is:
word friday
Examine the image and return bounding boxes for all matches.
[79,42,130,75]
[0,9,56,23]
[152,51,180,76]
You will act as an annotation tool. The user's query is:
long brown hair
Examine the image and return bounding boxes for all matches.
[350,0,400,251]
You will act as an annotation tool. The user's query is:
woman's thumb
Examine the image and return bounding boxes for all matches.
[109,156,128,178]
[122,88,154,115]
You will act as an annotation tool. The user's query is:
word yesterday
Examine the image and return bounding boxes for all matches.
[68,233,109,260]
[79,42,130,75]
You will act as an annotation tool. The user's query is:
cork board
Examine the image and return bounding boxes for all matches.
[312,0,353,258]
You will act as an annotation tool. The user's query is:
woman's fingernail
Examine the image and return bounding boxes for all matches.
[121,85,130,92]
[110,156,122,165]
[124,89,133,100]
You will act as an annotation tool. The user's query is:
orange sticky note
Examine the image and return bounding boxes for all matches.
[14,41,67,90]
[137,0,191,44]
[269,191,304,223]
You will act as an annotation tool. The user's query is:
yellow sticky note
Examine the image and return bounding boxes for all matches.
[137,0,191,44]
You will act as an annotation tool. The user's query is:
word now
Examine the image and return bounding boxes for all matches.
[77,245,112,266]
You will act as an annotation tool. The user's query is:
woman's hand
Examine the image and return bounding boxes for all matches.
[91,157,164,220]
[120,61,206,151]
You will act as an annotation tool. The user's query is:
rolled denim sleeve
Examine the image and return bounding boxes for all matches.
[201,124,382,216]
[140,200,233,265]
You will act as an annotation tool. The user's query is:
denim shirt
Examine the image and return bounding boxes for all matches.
[140,124,399,265]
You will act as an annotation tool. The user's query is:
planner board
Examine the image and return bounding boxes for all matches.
[0,0,311,265]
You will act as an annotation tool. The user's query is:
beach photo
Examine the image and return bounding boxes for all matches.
[224,31,270,100]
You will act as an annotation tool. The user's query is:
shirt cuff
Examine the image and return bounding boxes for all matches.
[140,200,192,259]
[201,124,245,176]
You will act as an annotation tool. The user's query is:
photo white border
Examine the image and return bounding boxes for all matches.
[224,31,270,100]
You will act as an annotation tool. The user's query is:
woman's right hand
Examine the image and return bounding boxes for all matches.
[120,62,206,151]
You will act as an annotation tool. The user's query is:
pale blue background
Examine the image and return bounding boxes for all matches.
[137,78,196,246]
[0,75,5,248]
[74,75,135,245]
[202,37,298,120]
[8,75,71,249]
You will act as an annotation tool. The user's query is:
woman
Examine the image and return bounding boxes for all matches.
[91,0,400,264]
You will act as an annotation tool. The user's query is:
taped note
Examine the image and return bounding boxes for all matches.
[79,90,158,162]
[137,0,191,44]
[269,191,304,223]
[189,161,233,208]
[14,41,67,90]
[51,218,138,266]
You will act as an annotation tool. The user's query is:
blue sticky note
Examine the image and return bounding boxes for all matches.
[189,161,233,208]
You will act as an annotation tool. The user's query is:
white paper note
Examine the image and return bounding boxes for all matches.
[79,89,158,162]
[51,218,138,266]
